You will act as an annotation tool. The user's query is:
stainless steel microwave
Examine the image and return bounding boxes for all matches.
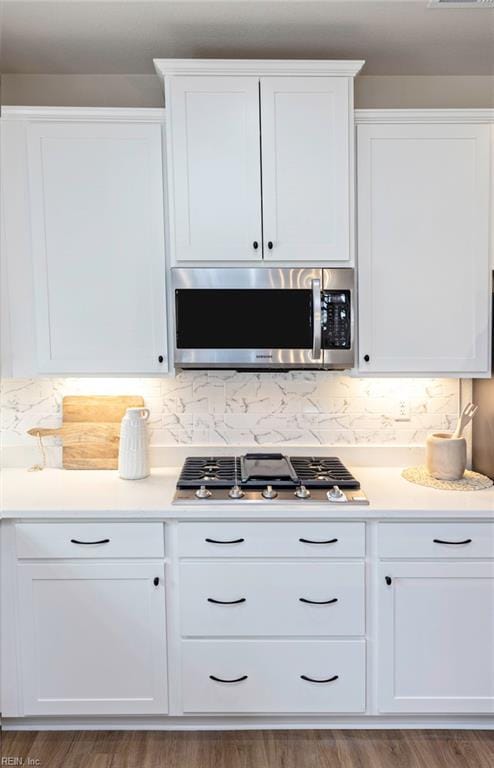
[172,268,355,370]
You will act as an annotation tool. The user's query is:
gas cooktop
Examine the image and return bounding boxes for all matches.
[173,453,369,505]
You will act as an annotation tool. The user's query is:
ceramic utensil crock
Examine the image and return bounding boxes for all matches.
[426,432,467,481]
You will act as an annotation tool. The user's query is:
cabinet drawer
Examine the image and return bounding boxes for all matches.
[178,522,365,558]
[181,640,365,713]
[182,640,365,714]
[180,561,364,637]
[379,522,494,559]
[16,523,164,559]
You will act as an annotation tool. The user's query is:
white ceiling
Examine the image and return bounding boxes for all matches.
[0,0,493,76]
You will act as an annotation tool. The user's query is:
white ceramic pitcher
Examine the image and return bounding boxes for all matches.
[118,407,150,480]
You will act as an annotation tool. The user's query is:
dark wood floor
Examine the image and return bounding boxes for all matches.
[2,729,494,768]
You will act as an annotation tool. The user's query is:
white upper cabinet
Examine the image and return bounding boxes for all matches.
[357,117,491,376]
[25,111,168,374]
[260,77,350,262]
[166,76,262,262]
[157,60,363,264]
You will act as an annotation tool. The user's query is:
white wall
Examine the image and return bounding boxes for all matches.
[0,75,165,108]
[2,74,493,109]
[355,76,494,109]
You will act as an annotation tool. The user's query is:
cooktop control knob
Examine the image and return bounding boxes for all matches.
[327,485,345,501]
[228,485,245,499]
[294,484,311,499]
[195,485,212,499]
[262,485,278,500]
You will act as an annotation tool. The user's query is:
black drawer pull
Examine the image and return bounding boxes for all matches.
[299,597,338,605]
[299,537,338,545]
[70,538,110,545]
[205,538,245,545]
[301,674,339,684]
[433,538,472,545]
[207,598,246,605]
[209,675,248,684]
[153,577,160,587]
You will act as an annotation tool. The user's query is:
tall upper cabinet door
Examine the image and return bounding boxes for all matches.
[27,118,167,374]
[260,77,351,262]
[358,121,491,376]
[167,76,262,262]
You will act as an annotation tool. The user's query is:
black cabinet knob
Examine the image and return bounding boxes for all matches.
[363,354,370,363]
[158,355,164,363]
[385,576,392,586]
[253,241,259,250]
[267,241,273,250]
[153,577,160,586]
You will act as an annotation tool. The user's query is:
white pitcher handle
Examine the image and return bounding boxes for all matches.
[141,408,150,421]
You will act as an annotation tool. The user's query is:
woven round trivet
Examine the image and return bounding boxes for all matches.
[402,465,493,491]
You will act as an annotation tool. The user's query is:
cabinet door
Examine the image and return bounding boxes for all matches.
[260,77,351,262]
[167,76,262,262]
[379,562,494,713]
[18,562,167,715]
[358,123,490,375]
[28,120,167,373]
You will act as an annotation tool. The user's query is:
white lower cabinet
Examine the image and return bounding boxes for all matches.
[379,562,494,714]
[181,640,366,713]
[17,561,168,715]
[8,516,494,724]
[177,520,366,715]
[180,560,364,637]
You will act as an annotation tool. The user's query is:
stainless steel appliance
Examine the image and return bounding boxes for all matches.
[172,268,354,370]
[172,453,369,505]
[472,286,494,479]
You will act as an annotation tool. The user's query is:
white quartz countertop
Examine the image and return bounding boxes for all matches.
[1,466,493,519]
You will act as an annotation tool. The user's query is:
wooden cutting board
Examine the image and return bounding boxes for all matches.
[27,395,145,469]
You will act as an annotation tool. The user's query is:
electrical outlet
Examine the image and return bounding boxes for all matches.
[394,398,411,422]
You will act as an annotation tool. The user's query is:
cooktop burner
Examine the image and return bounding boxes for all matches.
[176,456,241,487]
[174,453,369,505]
[290,456,358,487]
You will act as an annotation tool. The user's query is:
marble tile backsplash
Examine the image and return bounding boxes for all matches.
[1,374,459,456]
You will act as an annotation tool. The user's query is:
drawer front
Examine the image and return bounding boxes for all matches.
[16,522,164,559]
[379,522,494,559]
[181,640,366,713]
[178,522,365,558]
[180,561,364,637]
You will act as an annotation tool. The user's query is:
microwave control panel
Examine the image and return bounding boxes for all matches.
[321,290,351,350]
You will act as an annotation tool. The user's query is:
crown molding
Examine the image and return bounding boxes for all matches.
[154,59,365,80]
[0,106,166,123]
[355,109,494,124]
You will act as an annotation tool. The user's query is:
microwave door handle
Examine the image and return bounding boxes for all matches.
[311,278,321,360]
